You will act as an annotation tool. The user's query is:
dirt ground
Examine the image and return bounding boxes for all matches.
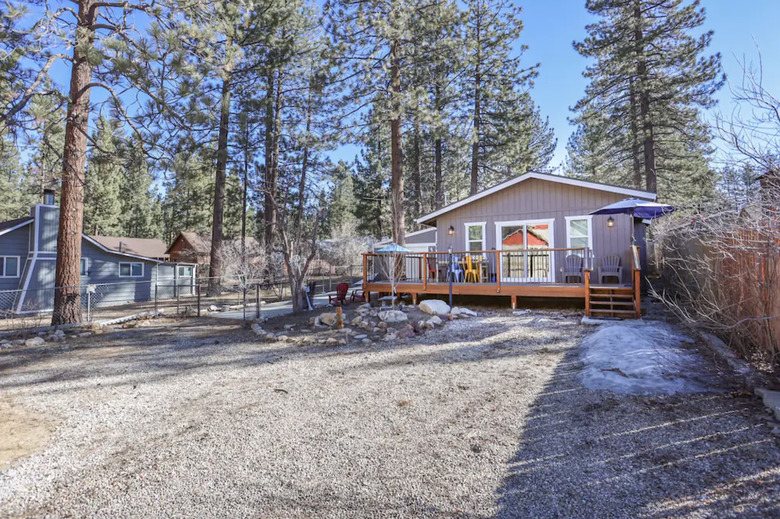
[1,310,779,518]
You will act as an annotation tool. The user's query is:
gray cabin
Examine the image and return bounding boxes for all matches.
[0,196,196,315]
[363,172,657,318]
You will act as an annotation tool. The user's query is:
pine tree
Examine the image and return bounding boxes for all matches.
[327,160,357,236]
[120,137,160,238]
[353,131,391,239]
[571,0,724,204]
[325,0,425,245]
[0,132,33,220]
[463,0,554,194]
[84,116,124,236]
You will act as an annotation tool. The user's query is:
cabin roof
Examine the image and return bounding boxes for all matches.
[87,235,170,260]
[416,171,657,225]
[0,217,33,236]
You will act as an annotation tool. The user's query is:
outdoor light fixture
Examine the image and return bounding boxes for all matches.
[448,225,455,236]
[607,216,615,228]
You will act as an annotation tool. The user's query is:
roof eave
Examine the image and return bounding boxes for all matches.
[414,172,657,223]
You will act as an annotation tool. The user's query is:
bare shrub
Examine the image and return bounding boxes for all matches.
[218,239,267,290]
[653,187,780,365]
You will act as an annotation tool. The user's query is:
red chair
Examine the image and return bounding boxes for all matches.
[427,256,438,281]
[351,289,366,303]
[329,282,350,306]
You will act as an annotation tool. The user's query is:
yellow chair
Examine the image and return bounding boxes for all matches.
[464,255,481,283]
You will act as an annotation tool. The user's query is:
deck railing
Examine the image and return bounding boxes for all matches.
[363,248,591,289]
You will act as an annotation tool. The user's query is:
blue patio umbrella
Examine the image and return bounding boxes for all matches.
[376,243,412,253]
[590,198,675,243]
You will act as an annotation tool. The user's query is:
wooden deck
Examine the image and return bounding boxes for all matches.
[362,245,643,318]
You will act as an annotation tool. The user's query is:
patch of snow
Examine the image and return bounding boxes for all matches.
[579,320,708,395]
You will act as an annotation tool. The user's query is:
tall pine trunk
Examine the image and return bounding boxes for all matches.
[412,114,422,219]
[433,85,444,209]
[633,0,657,193]
[208,65,232,293]
[628,77,642,188]
[390,39,405,245]
[52,0,98,325]
[263,70,281,255]
[470,17,482,196]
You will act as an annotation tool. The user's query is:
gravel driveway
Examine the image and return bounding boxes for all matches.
[1,313,779,518]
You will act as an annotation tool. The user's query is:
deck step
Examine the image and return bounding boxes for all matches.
[589,309,637,316]
[589,300,635,307]
[587,283,639,319]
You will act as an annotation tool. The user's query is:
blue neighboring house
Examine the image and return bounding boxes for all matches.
[0,192,196,314]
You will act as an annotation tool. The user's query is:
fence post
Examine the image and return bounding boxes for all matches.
[176,285,180,316]
[87,289,91,323]
[243,286,247,321]
[197,283,201,317]
[154,282,158,313]
[256,284,260,319]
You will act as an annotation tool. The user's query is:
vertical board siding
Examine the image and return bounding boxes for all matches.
[0,226,30,292]
[435,178,647,284]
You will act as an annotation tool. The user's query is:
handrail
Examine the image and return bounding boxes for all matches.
[366,247,587,256]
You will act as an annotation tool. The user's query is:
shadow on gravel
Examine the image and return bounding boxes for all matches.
[495,348,780,518]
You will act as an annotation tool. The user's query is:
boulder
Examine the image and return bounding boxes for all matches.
[326,337,339,345]
[356,303,372,314]
[354,334,368,340]
[378,310,408,323]
[383,332,398,341]
[351,316,363,325]
[46,334,63,343]
[396,324,415,339]
[209,304,220,312]
[319,312,338,327]
[427,315,443,327]
[265,333,276,341]
[362,338,372,345]
[419,299,451,316]
[251,323,265,336]
[77,332,93,338]
[24,337,45,347]
[451,306,477,317]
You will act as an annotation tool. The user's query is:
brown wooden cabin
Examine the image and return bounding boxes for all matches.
[362,172,656,318]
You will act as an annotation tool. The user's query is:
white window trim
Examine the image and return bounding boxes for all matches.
[463,222,487,251]
[80,257,89,276]
[118,262,144,277]
[494,219,555,251]
[565,215,594,252]
[494,219,556,282]
[0,255,21,278]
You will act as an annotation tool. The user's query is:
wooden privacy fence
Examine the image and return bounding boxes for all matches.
[661,227,780,361]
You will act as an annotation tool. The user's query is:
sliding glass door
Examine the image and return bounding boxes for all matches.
[496,220,555,282]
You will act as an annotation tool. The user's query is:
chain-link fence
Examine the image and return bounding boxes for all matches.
[0,265,364,332]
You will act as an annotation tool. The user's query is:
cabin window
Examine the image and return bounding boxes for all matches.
[464,222,486,252]
[119,262,143,277]
[80,258,88,276]
[566,216,593,254]
[0,256,19,278]
[177,265,193,277]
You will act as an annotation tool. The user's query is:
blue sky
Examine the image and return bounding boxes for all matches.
[519,0,780,169]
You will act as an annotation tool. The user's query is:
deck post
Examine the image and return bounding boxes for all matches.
[511,295,517,309]
[495,250,501,293]
[633,268,641,318]
[412,293,418,305]
[422,252,428,291]
[584,269,591,317]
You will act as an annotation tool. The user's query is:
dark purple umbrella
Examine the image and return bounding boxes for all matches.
[590,198,674,243]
